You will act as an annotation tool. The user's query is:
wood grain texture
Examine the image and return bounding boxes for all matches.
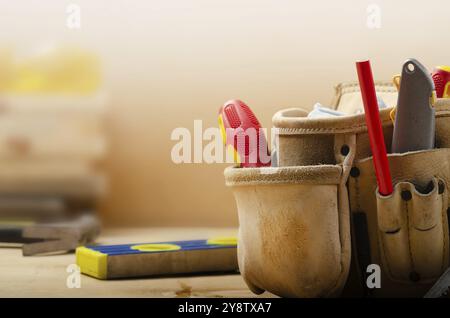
[0,227,276,298]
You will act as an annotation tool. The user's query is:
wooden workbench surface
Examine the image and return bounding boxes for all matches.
[0,227,274,298]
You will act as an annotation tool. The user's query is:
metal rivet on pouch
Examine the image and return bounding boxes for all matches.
[401,190,412,201]
[350,167,360,178]
[409,271,421,282]
[438,181,445,194]
[340,144,350,156]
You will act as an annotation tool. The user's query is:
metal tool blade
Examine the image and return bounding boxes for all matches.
[424,267,450,298]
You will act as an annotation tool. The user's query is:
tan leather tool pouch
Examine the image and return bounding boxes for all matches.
[224,81,450,297]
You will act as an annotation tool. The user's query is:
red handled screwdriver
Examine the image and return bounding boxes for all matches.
[218,99,271,168]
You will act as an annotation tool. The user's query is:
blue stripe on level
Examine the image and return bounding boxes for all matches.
[86,239,235,256]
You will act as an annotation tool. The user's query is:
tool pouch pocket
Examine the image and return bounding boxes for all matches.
[377,178,448,282]
[224,164,351,297]
[272,108,337,166]
[349,148,450,296]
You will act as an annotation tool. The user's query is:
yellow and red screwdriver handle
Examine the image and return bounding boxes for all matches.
[218,99,271,168]
[432,66,450,98]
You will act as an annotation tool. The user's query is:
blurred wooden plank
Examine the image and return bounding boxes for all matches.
[0,164,106,198]
[0,124,106,159]
[0,134,107,160]
[0,197,65,219]
[0,94,107,114]
[0,95,107,159]
[0,160,98,176]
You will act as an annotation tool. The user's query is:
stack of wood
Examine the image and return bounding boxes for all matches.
[0,94,107,255]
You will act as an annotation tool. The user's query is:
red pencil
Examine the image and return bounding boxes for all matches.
[356,60,393,196]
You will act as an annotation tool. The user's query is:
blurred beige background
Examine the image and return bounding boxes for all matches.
[0,0,448,226]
